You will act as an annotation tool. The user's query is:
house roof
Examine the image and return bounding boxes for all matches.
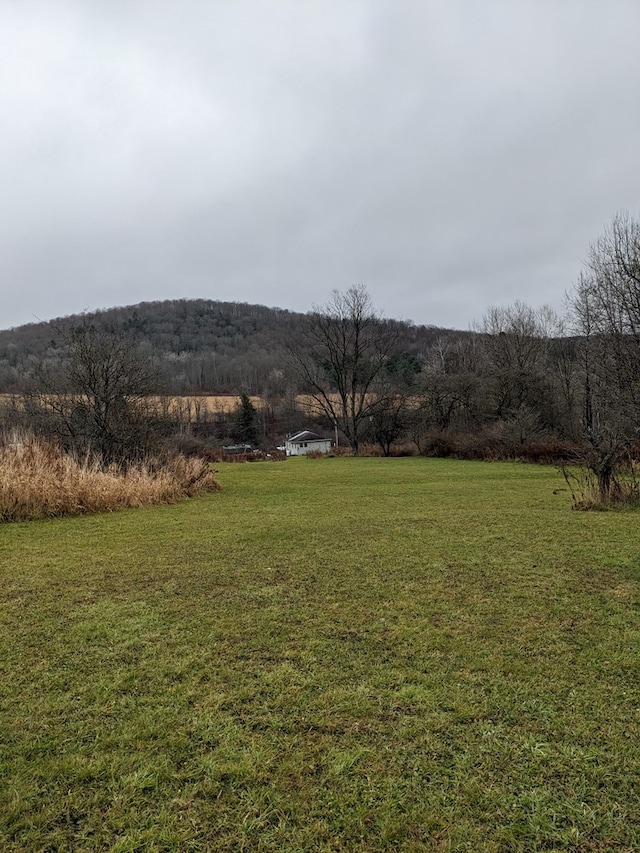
[287,430,328,443]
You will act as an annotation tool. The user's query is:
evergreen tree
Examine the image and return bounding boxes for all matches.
[234,393,257,444]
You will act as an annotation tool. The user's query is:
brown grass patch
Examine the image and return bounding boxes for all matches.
[0,435,219,522]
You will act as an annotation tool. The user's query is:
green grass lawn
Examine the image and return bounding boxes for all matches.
[1,457,640,852]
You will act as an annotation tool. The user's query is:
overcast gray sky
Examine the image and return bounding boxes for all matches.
[2,0,639,331]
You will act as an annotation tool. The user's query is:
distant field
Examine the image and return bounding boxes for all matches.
[148,394,265,415]
[0,393,264,415]
[2,458,640,851]
[0,393,323,417]
[159,393,374,418]
[152,394,328,418]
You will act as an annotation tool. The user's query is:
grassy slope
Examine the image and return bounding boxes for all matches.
[1,458,639,852]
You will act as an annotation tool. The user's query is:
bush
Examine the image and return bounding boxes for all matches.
[0,434,219,523]
[203,448,285,463]
[560,456,640,510]
[515,440,583,465]
[417,427,584,464]
[419,428,506,460]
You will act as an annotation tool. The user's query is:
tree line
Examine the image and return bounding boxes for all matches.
[289,213,640,505]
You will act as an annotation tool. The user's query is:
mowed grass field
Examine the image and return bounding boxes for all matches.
[1,458,640,852]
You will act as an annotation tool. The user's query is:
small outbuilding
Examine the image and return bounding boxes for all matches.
[285,430,332,456]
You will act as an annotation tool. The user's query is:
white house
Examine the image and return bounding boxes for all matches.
[285,430,332,456]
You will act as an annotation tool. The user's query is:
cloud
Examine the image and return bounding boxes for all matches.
[2,0,640,329]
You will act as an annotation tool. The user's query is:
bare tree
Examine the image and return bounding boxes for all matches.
[286,286,399,454]
[367,394,410,456]
[26,317,161,465]
[569,213,640,499]
[477,301,561,442]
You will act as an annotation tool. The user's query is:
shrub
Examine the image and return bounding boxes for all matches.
[560,460,640,510]
[327,444,383,457]
[0,434,219,523]
[515,440,583,465]
[419,427,506,460]
[418,427,584,465]
[203,448,285,463]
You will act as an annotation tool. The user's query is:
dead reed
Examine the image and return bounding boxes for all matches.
[0,434,219,522]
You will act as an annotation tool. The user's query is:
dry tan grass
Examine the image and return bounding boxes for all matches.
[0,394,265,416]
[150,395,265,416]
[1,392,351,420]
[0,435,219,522]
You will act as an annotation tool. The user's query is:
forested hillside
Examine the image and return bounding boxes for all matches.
[0,298,454,395]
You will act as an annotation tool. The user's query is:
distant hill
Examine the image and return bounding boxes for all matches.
[0,298,462,394]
